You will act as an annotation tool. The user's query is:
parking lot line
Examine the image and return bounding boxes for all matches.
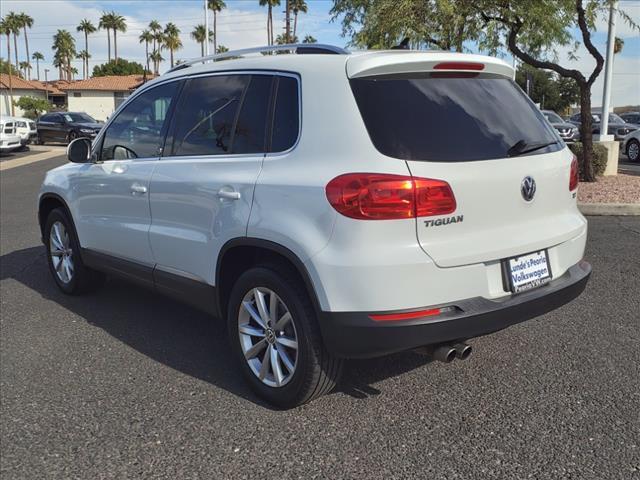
[0,148,65,172]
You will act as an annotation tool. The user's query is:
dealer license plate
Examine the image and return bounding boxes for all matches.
[505,250,552,293]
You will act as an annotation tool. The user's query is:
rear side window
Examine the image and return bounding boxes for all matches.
[350,74,560,162]
[270,76,299,152]
[233,75,273,155]
[171,75,248,156]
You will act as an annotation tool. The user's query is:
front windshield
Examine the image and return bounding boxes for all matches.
[543,112,563,123]
[63,112,96,123]
[609,114,624,123]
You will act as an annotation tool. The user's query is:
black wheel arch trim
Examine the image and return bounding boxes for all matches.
[38,193,79,248]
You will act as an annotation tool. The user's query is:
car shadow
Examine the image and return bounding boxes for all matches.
[1,246,434,408]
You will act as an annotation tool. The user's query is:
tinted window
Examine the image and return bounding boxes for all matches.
[543,112,563,123]
[350,74,559,162]
[171,75,248,156]
[101,81,178,160]
[271,76,299,152]
[232,75,273,155]
[63,112,95,123]
[39,113,54,122]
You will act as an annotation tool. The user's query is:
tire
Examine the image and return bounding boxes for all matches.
[627,139,640,162]
[44,208,105,295]
[227,266,343,408]
[67,131,78,143]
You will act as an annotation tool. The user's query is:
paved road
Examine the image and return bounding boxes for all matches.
[1,156,639,479]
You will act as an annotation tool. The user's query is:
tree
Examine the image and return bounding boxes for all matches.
[19,60,30,77]
[17,13,33,79]
[52,29,76,81]
[163,23,182,68]
[13,95,52,119]
[330,0,490,51]
[259,0,280,46]
[77,50,90,80]
[208,0,226,54]
[216,44,229,53]
[191,24,214,56]
[302,34,316,43]
[291,0,308,38]
[275,33,298,45]
[0,18,16,114]
[111,13,127,63]
[139,29,154,73]
[76,19,97,79]
[149,50,164,74]
[479,0,639,181]
[149,20,162,56]
[516,64,579,114]
[92,59,146,77]
[32,51,44,80]
[5,12,21,69]
[99,12,113,62]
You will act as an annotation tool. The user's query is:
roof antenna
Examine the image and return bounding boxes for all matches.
[391,38,410,50]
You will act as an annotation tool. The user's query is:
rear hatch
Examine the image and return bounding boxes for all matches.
[348,53,582,268]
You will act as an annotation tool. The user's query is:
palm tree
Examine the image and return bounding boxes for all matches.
[163,23,182,68]
[17,13,33,79]
[302,34,316,44]
[216,45,229,53]
[77,50,90,80]
[76,19,97,79]
[111,13,127,63]
[191,24,213,57]
[139,29,153,73]
[19,60,30,77]
[150,50,164,75]
[290,0,307,38]
[149,20,162,56]
[207,0,226,55]
[0,18,15,114]
[259,0,280,46]
[52,29,76,81]
[32,51,44,80]
[70,66,78,80]
[5,12,21,70]
[99,12,113,62]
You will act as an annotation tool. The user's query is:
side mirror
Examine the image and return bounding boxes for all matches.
[67,137,92,163]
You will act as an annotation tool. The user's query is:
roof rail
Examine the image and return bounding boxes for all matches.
[167,43,349,73]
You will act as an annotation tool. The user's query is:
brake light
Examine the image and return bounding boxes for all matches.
[433,62,485,71]
[569,155,579,191]
[326,173,456,220]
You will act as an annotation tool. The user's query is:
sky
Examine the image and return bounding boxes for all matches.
[1,0,639,107]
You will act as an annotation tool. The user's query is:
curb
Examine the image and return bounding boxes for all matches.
[579,203,640,216]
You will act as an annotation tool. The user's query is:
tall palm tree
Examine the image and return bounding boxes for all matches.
[149,20,162,56]
[99,12,113,62]
[163,23,182,68]
[5,12,21,69]
[191,24,213,57]
[52,29,76,81]
[76,19,97,78]
[17,13,33,79]
[77,50,90,80]
[139,29,153,73]
[150,50,164,75]
[290,0,307,38]
[19,60,31,77]
[259,0,280,46]
[111,13,127,63]
[302,34,316,44]
[0,17,15,114]
[32,51,44,80]
[207,0,225,54]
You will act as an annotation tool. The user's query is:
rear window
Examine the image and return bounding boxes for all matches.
[350,74,560,162]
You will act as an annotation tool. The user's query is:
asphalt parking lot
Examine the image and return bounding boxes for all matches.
[1,155,639,479]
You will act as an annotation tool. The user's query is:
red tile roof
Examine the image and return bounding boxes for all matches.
[0,74,67,95]
[60,75,153,92]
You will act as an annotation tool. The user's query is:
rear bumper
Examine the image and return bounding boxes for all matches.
[319,260,591,358]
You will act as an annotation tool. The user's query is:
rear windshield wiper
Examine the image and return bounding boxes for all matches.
[507,139,558,157]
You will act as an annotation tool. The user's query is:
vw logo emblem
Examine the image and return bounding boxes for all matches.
[521,176,536,202]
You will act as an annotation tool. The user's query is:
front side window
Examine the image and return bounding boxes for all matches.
[350,73,560,162]
[63,112,95,123]
[100,81,179,160]
[170,75,248,156]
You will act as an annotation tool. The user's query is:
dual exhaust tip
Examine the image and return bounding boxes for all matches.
[418,342,472,363]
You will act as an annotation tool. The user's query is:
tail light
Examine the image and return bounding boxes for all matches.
[433,62,485,71]
[569,155,579,191]
[326,173,456,220]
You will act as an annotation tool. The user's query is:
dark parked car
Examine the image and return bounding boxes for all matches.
[619,111,640,125]
[568,112,638,141]
[542,110,579,143]
[36,112,103,145]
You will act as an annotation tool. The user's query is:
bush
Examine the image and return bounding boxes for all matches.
[13,96,53,119]
[568,142,608,177]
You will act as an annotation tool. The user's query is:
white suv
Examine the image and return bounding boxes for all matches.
[39,45,591,407]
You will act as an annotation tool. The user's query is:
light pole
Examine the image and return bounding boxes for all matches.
[44,69,50,104]
[599,0,617,141]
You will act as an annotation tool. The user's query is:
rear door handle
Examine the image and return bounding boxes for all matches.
[131,183,147,194]
[217,189,241,200]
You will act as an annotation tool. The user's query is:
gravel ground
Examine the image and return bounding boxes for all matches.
[578,174,640,204]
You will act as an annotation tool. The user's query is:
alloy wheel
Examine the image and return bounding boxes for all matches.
[49,221,74,284]
[629,141,639,161]
[238,287,299,388]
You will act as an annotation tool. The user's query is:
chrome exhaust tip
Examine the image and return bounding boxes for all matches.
[452,342,472,360]
[430,344,457,363]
